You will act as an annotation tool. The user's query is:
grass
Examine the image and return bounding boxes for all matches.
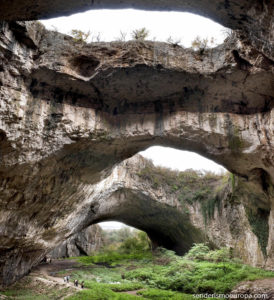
[137,288,195,299]
[2,246,274,299]
[72,250,152,266]
[66,284,140,300]
[1,284,70,300]
[67,247,274,298]
[124,258,274,294]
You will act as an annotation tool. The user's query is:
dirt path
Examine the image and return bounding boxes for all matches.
[29,259,83,299]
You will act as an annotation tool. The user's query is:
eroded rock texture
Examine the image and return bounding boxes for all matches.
[0,20,273,286]
[48,224,103,258]
[0,0,273,62]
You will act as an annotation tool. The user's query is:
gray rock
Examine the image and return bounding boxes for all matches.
[49,225,103,258]
[0,21,273,286]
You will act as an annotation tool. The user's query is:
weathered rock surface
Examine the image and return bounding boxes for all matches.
[0,20,273,286]
[0,0,273,61]
[230,279,274,300]
[48,224,103,258]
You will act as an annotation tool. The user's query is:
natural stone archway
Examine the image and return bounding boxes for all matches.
[75,154,269,267]
[0,0,273,61]
[89,188,206,254]
[0,16,273,287]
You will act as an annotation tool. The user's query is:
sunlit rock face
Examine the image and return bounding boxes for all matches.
[0,0,273,61]
[0,20,273,286]
[48,224,103,258]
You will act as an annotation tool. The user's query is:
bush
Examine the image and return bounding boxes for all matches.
[184,243,210,261]
[70,29,90,42]
[206,248,231,262]
[131,28,149,40]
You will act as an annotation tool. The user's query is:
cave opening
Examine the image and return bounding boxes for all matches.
[41,9,228,47]
[85,146,228,255]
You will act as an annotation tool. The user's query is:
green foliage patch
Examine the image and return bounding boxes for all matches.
[137,161,228,223]
[75,251,152,266]
[123,246,274,294]
[245,208,269,257]
[66,283,140,300]
[137,288,194,299]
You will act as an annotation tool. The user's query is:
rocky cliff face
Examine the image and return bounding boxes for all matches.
[113,155,271,268]
[48,224,103,258]
[0,19,273,286]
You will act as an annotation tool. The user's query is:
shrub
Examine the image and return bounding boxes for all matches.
[184,243,210,261]
[131,28,149,40]
[191,36,216,53]
[70,29,90,42]
[206,248,231,262]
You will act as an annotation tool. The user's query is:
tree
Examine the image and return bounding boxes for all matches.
[131,27,149,41]
[70,29,91,42]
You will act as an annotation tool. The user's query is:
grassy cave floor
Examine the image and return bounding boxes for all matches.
[1,248,274,300]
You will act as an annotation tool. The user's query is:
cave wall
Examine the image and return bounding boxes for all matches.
[0,5,273,287]
[48,224,103,258]
[87,155,270,268]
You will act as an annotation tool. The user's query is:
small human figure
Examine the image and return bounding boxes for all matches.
[80,281,84,289]
[67,275,70,283]
[64,276,67,283]
[74,279,78,287]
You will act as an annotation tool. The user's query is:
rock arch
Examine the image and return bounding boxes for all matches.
[0,1,273,287]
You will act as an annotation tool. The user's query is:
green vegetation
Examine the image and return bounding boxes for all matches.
[3,243,273,300]
[66,244,274,299]
[1,278,71,299]
[123,248,273,294]
[75,251,152,266]
[183,243,233,263]
[72,227,152,267]
[70,29,91,42]
[131,28,149,40]
[103,228,151,253]
[137,161,227,224]
[67,283,140,300]
[245,208,269,257]
[228,126,244,153]
[137,288,194,299]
